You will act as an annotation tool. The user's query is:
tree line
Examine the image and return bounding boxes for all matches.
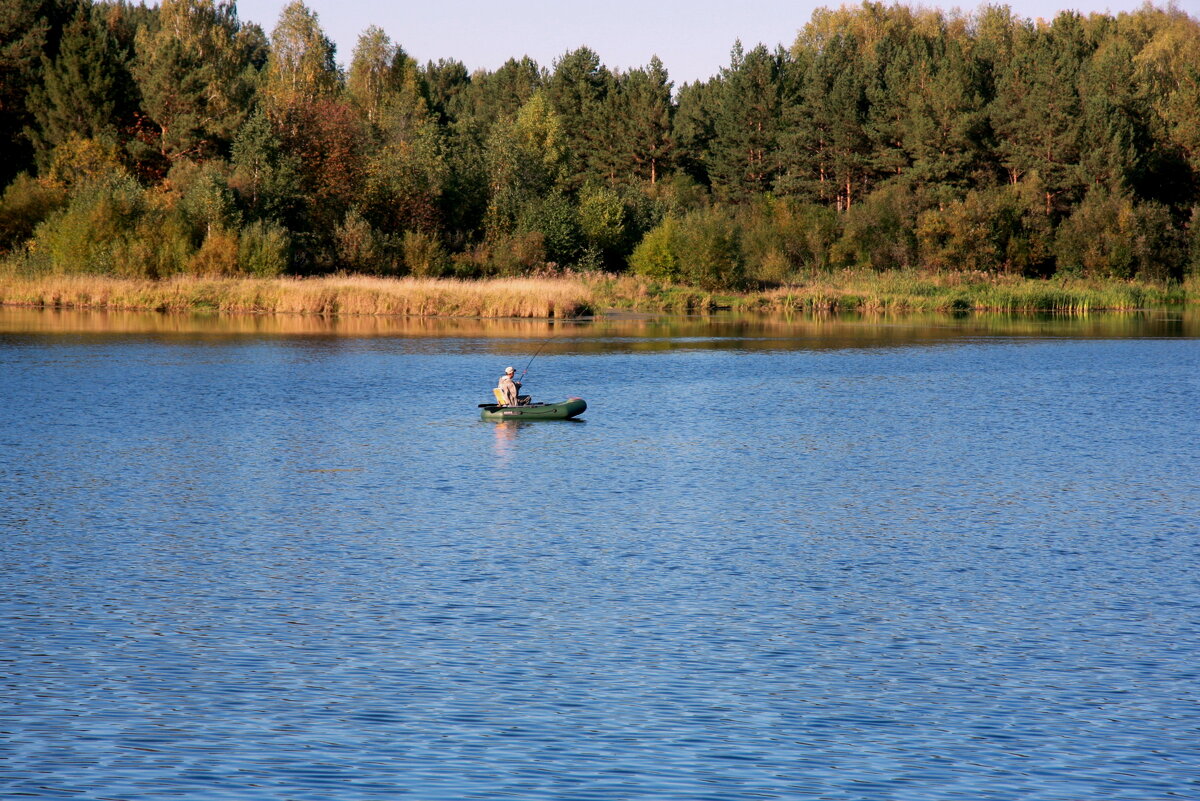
[1,0,1198,288]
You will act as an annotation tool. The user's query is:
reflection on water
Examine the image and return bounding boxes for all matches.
[491,420,521,464]
[2,304,1197,351]
[2,305,1198,800]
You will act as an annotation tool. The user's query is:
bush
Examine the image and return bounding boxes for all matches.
[45,136,125,189]
[0,175,67,253]
[452,232,547,277]
[403,230,449,277]
[679,208,744,290]
[1189,206,1200,278]
[238,220,291,277]
[833,184,919,271]
[577,185,627,268]
[917,184,1052,275]
[174,162,240,247]
[630,207,744,290]
[739,198,840,283]
[188,229,240,276]
[335,209,382,273]
[116,209,193,278]
[32,172,147,274]
[629,216,681,281]
[1054,189,1186,280]
[516,192,580,266]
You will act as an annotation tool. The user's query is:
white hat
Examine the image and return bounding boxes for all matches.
[505,366,515,374]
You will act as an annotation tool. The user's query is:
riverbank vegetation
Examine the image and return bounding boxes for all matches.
[1,0,1199,298]
[3,271,1193,316]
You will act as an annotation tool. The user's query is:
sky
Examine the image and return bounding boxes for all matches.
[234,0,1194,86]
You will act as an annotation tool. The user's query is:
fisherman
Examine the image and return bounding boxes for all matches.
[497,366,523,406]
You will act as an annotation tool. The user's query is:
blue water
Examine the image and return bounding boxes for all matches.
[2,311,1198,799]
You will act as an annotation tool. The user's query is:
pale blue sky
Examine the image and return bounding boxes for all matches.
[235,0,1191,85]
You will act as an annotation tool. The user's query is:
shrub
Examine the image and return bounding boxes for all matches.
[0,175,67,253]
[516,192,580,266]
[116,210,193,278]
[45,136,125,189]
[32,173,147,274]
[335,209,381,273]
[739,197,840,283]
[174,162,240,247]
[917,184,1051,275]
[1055,189,1186,280]
[577,185,627,267]
[629,215,681,281]
[1189,206,1200,278]
[238,220,291,277]
[188,229,240,276]
[403,230,449,277]
[630,207,744,290]
[678,207,744,291]
[834,184,919,271]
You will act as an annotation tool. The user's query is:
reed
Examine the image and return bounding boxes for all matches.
[0,274,596,318]
[0,270,1192,318]
[592,271,1191,314]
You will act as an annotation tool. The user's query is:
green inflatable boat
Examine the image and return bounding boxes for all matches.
[479,397,587,421]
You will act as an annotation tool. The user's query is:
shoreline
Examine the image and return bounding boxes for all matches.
[0,272,1194,318]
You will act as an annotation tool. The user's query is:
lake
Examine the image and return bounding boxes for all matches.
[2,307,1198,800]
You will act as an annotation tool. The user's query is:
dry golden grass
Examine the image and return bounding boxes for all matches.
[0,270,1192,319]
[0,274,596,318]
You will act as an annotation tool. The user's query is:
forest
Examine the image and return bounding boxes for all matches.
[1,0,1199,291]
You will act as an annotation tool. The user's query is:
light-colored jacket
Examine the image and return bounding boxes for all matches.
[497,374,522,405]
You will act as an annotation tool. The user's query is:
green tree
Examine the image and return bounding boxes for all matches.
[621,57,674,184]
[709,42,784,202]
[361,114,447,236]
[484,91,566,235]
[132,0,262,163]
[546,47,611,190]
[0,0,51,185]
[347,27,428,128]
[423,58,470,123]
[899,38,990,196]
[778,31,869,209]
[456,56,542,132]
[673,79,718,185]
[990,13,1091,215]
[262,0,338,113]
[26,4,127,167]
[229,109,301,224]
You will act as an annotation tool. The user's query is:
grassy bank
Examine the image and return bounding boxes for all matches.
[0,274,596,318]
[591,271,1194,314]
[0,270,1193,317]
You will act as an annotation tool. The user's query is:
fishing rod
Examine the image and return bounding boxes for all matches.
[519,338,552,382]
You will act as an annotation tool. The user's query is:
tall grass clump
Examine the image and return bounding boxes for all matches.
[0,275,596,318]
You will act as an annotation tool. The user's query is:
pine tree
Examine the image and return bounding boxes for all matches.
[777,32,869,210]
[26,4,126,166]
[546,47,611,191]
[707,43,784,201]
[622,57,674,184]
[673,79,717,186]
[0,0,50,184]
[990,12,1092,215]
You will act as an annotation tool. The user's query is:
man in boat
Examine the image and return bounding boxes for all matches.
[497,366,524,406]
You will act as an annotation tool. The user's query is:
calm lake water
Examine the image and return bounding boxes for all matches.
[2,307,1198,800]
